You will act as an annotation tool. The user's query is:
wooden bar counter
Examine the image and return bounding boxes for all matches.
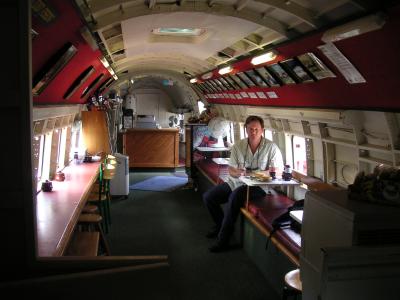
[35,162,100,257]
[122,128,179,168]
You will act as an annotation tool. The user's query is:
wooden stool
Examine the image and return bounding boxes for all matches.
[65,231,99,256]
[82,204,98,214]
[78,213,111,255]
[87,164,112,233]
[282,269,302,300]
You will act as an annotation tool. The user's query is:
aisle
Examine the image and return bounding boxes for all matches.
[107,171,279,300]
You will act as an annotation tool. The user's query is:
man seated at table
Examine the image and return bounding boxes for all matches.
[203,115,284,253]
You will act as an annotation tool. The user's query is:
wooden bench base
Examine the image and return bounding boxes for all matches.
[66,232,99,256]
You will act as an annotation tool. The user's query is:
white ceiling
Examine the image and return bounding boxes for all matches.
[122,12,261,60]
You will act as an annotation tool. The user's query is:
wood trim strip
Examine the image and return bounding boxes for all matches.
[241,208,300,267]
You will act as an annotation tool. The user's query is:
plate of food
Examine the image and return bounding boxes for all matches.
[253,171,272,182]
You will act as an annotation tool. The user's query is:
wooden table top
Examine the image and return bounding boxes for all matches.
[35,162,100,257]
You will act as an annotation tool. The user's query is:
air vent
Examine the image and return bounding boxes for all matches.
[217,51,231,58]
[218,47,235,58]
[102,24,122,40]
[112,49,126,61]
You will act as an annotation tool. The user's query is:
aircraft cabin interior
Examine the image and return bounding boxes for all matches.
[1,0,400,299]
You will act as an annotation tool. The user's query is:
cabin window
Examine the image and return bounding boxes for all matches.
[70,121,85,160]
[197,101,206,114]
[33,135,45,185]
[264,129,273,141]
[41,132,53,181]
[57,127,68,169]
[240,123,246,139]
[292,135,307,175]
[227,122,235,144]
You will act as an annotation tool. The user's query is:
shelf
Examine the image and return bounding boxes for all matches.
[322,137,357,148]
[358,143,392,154]
[284,130,303,136]
[332,159,358,166]
[304,134,320,140]
[358,156,393,166]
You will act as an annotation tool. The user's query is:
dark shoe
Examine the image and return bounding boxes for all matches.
[206,227,220,239]
[208,242,230,253]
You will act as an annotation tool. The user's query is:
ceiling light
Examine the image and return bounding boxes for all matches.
[152,28,205,36]
[190,78,197,83]
[130,79,134,84]
[108,68,115,75]
[113,75,118,80]
[251,50,278,65]
[218,66,232,75]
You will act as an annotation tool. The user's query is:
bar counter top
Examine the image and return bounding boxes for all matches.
[35,162,100,257]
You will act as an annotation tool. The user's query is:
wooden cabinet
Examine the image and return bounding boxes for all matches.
[123,128,179,168]
[81,111,111,155]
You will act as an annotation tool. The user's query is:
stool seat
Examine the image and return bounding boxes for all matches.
[78,213,103,223]
[87,193,108,201]
[283,269,302,300]
[285,269,302,291]
[82,204,98,214]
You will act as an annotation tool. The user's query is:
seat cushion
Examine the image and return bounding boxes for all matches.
[195,159,229,185]
[247,192,301,257]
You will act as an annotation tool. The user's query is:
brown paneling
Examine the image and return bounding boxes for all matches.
[81,111,111,155]
[185,126,191,168]
[123,129,179,168]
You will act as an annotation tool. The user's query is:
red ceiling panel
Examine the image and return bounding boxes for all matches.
[203,5,400,111]
[32,0,111,104]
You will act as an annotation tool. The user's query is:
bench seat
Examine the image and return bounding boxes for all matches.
[247,193,301,263]
[195,159,229,185]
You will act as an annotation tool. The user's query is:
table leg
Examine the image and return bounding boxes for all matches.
[288,186,294,199]
[246,185,250,210]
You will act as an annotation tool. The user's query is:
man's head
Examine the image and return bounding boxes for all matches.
[245,116,264,142]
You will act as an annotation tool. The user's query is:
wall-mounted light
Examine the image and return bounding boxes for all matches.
[100,57,110,68]
[251,50,278,65]
[201,72,213,80]
[218,66,232,75]
[189,78,197,83]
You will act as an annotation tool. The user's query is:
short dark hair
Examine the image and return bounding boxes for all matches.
[245,115,264,128]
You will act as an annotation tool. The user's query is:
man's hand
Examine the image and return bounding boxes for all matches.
[229,166,245,178]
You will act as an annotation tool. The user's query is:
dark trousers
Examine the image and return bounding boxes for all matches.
[202,182,266,244]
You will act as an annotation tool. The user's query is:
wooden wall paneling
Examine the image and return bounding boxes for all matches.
[81,111,111,156]
[123,129,179,168]
[185,126,191,168]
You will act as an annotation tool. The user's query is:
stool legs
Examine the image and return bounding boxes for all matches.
[282,286,300,300]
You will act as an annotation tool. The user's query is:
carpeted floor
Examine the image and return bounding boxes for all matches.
[108,169,280,300]
[129,175,188,192]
